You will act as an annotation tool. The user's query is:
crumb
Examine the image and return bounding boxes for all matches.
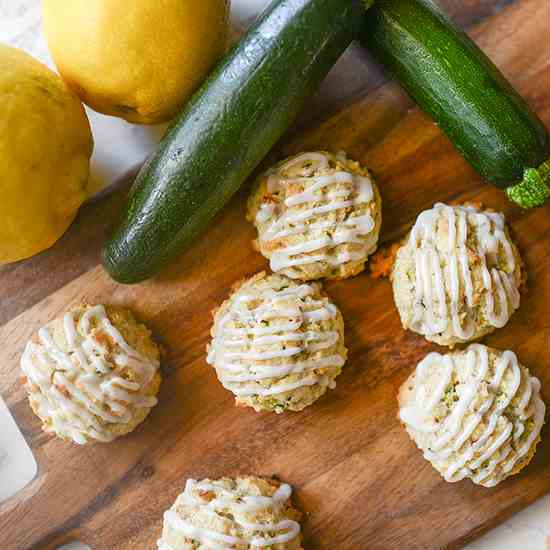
[370,243,401,279]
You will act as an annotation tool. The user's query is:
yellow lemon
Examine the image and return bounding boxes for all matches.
[42,0,230,124]
[0,45,93,265]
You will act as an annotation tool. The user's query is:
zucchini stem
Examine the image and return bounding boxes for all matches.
[506,158,550,208]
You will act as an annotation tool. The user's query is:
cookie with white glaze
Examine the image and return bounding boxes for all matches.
[392,202,523,347]
[399,344,545,487]
[157,477,303,550]
[21,304,161,444]
[247,151,382,281]
[207,271,347,413]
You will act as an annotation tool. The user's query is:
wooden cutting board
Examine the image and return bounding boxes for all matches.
[1,1,550,548]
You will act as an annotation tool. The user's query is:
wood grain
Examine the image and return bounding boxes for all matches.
[1,0,550,548]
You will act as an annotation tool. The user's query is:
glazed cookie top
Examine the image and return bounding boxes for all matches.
[207,272,347,413]
[392,202,522,346]
[247,151,381,280]
[21,304,160,444]
[157,477,303,550]
[399,345,545,487]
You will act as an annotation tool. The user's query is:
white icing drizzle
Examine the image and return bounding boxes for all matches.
[21,305,159,444]
[158,479,301,549]
[408,203,520,340]
[400,345,545,487]
[255,152,378,274]
[207,279,343,399]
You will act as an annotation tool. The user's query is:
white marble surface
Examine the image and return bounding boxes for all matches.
[0,396,37,503]
[1,0,548,548]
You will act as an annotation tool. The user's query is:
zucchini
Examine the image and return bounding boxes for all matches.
[360,0,550,208]
[103,0,368,284]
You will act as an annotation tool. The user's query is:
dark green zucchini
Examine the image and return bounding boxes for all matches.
[103,0,368,284]
[360,0,550,208]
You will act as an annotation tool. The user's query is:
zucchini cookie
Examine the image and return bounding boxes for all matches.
[247,151,382,280]
[157,477,303,550]
[399,344,545,487]
[207,272,347,413]
[21,304,161,444]
[392,202,523,346]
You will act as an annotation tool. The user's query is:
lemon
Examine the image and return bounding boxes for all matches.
[42,0,230,125]
[0,45,93,265]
